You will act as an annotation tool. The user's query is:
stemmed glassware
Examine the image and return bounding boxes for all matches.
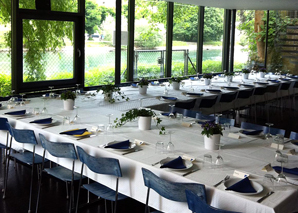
[49,86,54,98]
[275,154,288,182]
[215,143,224,168]
[41,98,48,114]
[274,134,284,157]
[265,123,274,139]
[163,83,169,95]
[166,130,175,153]
[72,106,81,124]
[19,93,26,106]
[106,114,114,134]
[76,84,81,95]
[139,98,144,109]
[189,81,194,92]
[168,104,175,118]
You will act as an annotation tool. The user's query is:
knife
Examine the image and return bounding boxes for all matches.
[182,168,200,177]
[257,191,274,203]
[122,148,142,155]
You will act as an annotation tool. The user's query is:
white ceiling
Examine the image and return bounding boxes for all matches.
[163,0,298,10]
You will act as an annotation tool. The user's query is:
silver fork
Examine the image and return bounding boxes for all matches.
[213,175,230,187]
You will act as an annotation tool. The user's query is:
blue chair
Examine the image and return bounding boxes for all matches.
[142,168,206,213]
[0,118,9,164]
[36,134,82,213]
[290,131,298,140]
[75,146,128,213]
[218,92,237,114]
[4,122,44,213]
[240,122,285,136]
[185,190,240,213]
[218,117,235,127]
[175,99,197,110]
[198,96,218,115]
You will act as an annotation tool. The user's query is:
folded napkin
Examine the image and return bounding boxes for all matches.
[196,119,215,124]
[30,117,52,124]
[151,82,159,86]
[189,77,195,80]
[60,128,87,135]
[186,92,203,96]
[160,156,186,169]
[225,177,256,193]
[241,129,263,135]
[224,87,239,90]
[161,96,177,101]
[105,140,130,149]
[280,78,290,81]
[5,110,26,115]
[207,89,221,93]
[256,82,269,85]
[268,80,280,83]
[273,166,298,176]
[242,84,254,88]
[0,96,11,102]
[131,83,138,87]
[161,111,177,116]
[290,76,298,79]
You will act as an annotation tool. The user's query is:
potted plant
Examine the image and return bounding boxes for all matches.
[138,78,149,94]
[201,121,223,150]
[114,108,165,134]
[258,68,267,78]
[169,76,184,90]
[202,73,213,85]
[242,68,250,80]
[61,90,76,110]
[97,84,129,103]
[223,71,235,83]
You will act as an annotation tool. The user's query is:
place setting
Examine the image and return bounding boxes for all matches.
[100,139,143,155]
[59,127,96,140]
[29,117,60,129]
[3,109,34,119]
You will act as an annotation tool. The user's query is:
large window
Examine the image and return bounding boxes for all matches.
[202,7,224,73]
[0,23,11,96]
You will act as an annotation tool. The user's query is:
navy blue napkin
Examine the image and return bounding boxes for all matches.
[186,92,203,96]
[256,82,269,85]
[242,84,254,88]
[105,140,130,149]
[161,111,176,116]
[0,96,11,101]
[131,83,138,87]
[30,117,52,124]
[290,76,298,79]
[280,78,290,81]
[189,77,195,80]
[224,87,239,90]
[161,96,177,101]
[160,156,186,169]
[241,129,263,135]
[196,119,215,124]
[207,89,221,93]
[151,82,159,86]
[5,110,26,115]
[60,128,87,135]
[225,177,256,193]
[273,166,298,176]
[268,80,280,83]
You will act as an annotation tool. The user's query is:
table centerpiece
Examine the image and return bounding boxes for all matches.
[201,121,223,150]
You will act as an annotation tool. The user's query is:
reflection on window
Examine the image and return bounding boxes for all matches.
[22,20,74,82]
[203,7,224,73]
[19,0,78,12]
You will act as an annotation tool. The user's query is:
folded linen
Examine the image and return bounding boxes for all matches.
[280,78,290,81]
[225,177,256,193]
[160,156,186,169]
[161,96,177,101]
[60,128,87,135]
[4,110,26,115]
[224,87,239,90]
[30,117,52,124]
[186,92,203,96]
[206,89,221,93]
[241,129,263,135]
[161,111,176,116]
[105,140,130,149]
[273,166,298,176]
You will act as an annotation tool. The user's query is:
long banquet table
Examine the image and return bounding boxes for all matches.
[1,75,298,213]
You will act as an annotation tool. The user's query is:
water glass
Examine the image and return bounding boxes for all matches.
[175,113,183,123]
[203,154,213,168]
[97,124,106,135]
[33,108,40,116]
[155,141,164,154]
[63,116,70,125]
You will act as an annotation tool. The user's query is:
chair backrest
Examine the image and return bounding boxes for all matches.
[265,84,279,93]
[0,117,9,131]
[253,87,266,96]
[6,122,38,145]
[263,126,286,136]
[290,131,298,140]
[39,134,78,159]
[219,92,237,103]
[293,81,298,88]
[196,113,215,120]
[175,99,196,110]
[76,146,122,177]
[141,168,206,203]
[185,190,239,213]
[199,96,218,108]
[237,89,254,99]
[240,122,265,131]
[280,83,291,90]
[218,117,235,127]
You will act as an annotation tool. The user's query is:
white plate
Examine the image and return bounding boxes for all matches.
[105,141,136,151]
[160,157,193,171]
[224,178,263,195]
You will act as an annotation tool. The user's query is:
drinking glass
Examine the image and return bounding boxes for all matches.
[49,86,54,98]
[265,123,274,139]
[97,124,106,135]
[72,106,81,124]
[41,98,48,114]
[139,98,144,109]
[224,122,231,132]
[168,104,175,118]
[166,130,175,153]
[189,81,194,92]
[106,114,114,134]
[155,141,164,154]
[33,108,40,116]
[163,83,168,95]
[263,174,276,191]
[215,143,224,168]
[203,154,213,168]
[275,154,288,182]
[76,84,81,95]
[19,93,26,106]
[274,134,284,157]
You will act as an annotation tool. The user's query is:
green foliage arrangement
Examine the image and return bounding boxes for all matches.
[223,71,235,76]
[97,84,129,104]
[202,73,213,79]
[114,108,165,135]
[168,76,185,83]
[242,68,250,74]
[138,78,149,87]
[201,121,223,138]
[258,68,267,73]
[60,90,76,100]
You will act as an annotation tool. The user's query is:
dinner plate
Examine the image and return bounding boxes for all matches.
[224,178,263,195]
[160,157,193,171]
[105,141,136,151]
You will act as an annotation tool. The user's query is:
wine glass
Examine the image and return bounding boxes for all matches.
[265,123,274,139]
[166,130,175,153]
[19,93,26,106]
[139,98,144,109]
[168,104,175,118]
[275,154,288,182]
[72,106,81,124]
[106,114,114,134]
[215,143,224,168]
[49,86,54,98]
[274,134,284,158]
[189,81,194,92]
[163,83,168,95]
[76,84,81,95]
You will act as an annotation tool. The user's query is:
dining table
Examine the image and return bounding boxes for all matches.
[1,74,298,213]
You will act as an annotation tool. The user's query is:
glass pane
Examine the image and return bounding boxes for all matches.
[121,0,129,83]
[19,0,78,13]
[84,1,116,87]
[172,3,198,77]
[134,0,167,80]
[22,20,74,82]
[202,7,224,73]
[266,10,298,74]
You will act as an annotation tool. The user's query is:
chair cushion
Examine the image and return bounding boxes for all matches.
[44,166,82,181]
[83,182,128,201]
[11,151,45,164]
